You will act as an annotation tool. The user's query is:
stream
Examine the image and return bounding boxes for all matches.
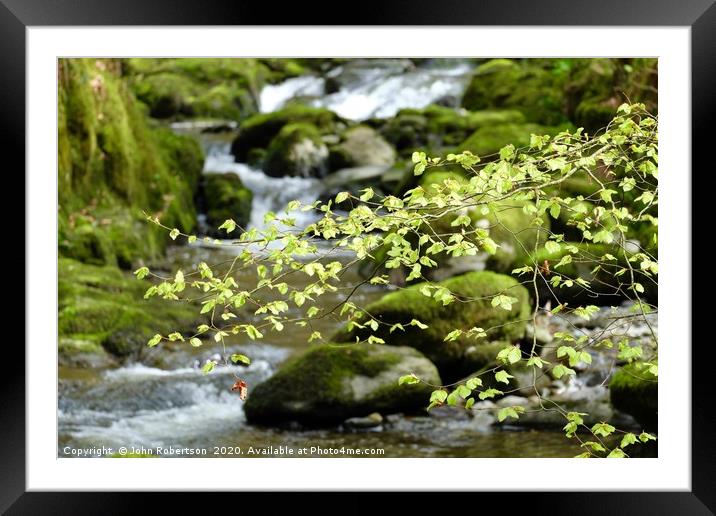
[59,59,593,458]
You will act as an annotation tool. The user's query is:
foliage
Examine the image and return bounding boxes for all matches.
[141,103,658,458]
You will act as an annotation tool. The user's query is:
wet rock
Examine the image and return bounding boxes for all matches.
[343,412,384,429]
[244,344,441,426]
[328,126,396,171]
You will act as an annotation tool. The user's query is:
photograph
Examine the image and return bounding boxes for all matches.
[57,56,659,459]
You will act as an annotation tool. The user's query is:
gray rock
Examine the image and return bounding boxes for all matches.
[343,412,384,429]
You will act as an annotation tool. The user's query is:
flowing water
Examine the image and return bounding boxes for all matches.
[59,59,585,458]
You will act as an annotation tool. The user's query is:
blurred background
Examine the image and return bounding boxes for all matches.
[58,58,658,457]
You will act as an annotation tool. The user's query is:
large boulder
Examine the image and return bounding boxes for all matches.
[333,271,531,380]
[244,344,440,425]
[262,123,329,178]
[375,105,525,158]
[200,173,253,235]
[461,59,567,126]
[458,122,561,158]
[610,363,658,431]
[230,105,343,163]
[327,126,396,171]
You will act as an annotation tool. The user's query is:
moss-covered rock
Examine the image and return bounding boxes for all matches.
[327,126,396,171]
[58,258,203,360]
[461,59,568,126]
[458,122,562,158]
[58,58,204,269]
[244,344,440,425]
[610,363,657,431]
[126,57,295,120]
[376,105,525,158]
[230,105,343,163]
[461,58,658,132]
[333,271,531,380]
[262,123,329,177]
[200,173,253,234]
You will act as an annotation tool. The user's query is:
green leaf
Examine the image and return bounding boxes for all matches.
[169,228,180,240]
[620,433,638,448]
[218,219,237,233]
[189,338,202,348]
[465,377,482,390]
[639,432,657,443]
[544,241,561,254]
[335,191,350,204]
[607,448,627,458]
[478,388,503,400]
[231,354,251,365]
[491,294,519,311]
[494,370,514,385]
[592,422,616,437]
[430,389,448,404]
[133,266,150,280]
[497,406,524,422]
[398,374,420,386]
[410,319,428,330]
[201,360,217,375]
[147,334,162,348]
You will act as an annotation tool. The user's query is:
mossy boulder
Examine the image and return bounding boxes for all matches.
[230,105,343,163]
[461,59,567,126]
[58,258,203,360]
[333,271,531,380]
[376,105,525,158]
[610,363,658,431]
[127,57,283,120]
[262,123,329,177]
[200,173,253,234]
[244,344,440,425]
[458,122,562,158]
[327,126,396,171]
[515,242,657,306]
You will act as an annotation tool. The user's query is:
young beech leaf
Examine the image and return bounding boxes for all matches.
[231,354,251,365]
[189,338,202,348]
[494,370,514,384]
[169,228,180,240]
[398,374,420,386]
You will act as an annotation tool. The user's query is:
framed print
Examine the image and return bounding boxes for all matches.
[2,0,712,512]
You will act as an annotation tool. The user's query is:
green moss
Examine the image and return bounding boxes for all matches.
[458,122,562,158]
[378,105,525,158]
[201,173,253,234]
[610,363,657,431]
[333,271,531,380]
[461,59,568,126]
[262,122,328,177]
[461,58,657,131]
[58,58,204,269]
[58,258,202,358]
[127,58,277,120]
[231,105,342,162]
[244,344,439,425]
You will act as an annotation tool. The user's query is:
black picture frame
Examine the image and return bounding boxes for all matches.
[2,0,710,513]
